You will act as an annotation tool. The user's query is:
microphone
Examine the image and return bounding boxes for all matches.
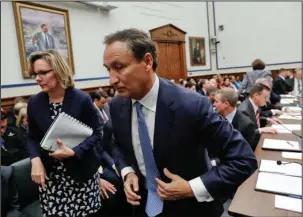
[276,160,302,166]
[276,122,302,139]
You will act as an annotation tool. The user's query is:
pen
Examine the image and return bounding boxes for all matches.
[286,194,302,199]
[286,141,294,147]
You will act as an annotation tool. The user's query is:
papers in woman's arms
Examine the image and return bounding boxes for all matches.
[40,112,93,152]
[255,172,302,196]
[259,159,302,177]
[262,138,301,152]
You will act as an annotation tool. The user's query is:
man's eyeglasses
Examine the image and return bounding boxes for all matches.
[30,69,52,79]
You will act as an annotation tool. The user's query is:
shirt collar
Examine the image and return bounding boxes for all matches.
[249,98,259,114]
[132,75,159,112]
[225,108,237,123]
[279,75,285,80]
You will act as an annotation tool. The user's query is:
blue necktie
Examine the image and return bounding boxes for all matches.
[135,102,163,217]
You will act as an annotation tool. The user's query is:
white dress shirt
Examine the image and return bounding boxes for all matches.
[294,78,302,96]
[121,75,213,202]
[248,98,262,133]
[225,108,237,124]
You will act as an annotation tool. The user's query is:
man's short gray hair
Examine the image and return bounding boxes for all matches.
[215,88,238,107]
[255,78,271,88]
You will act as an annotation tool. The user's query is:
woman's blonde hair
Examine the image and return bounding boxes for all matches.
[28,50,74,89]
[16,107,27,128]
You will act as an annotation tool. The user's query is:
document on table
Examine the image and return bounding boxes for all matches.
[262,138,301,151]
[280,98,295,104]
[259,159,302,177]
[283,106,302,113]
[271,124,301,133]
[282,152,302,160]
[255,172,302,196]
[280,94,296,98]
[275,195,302,213]
[278,114,302,120]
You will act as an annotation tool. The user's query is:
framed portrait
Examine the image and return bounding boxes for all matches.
[189,37,206,66]
[12,2,74,78]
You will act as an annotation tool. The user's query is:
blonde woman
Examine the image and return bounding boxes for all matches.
[27,50,103,217]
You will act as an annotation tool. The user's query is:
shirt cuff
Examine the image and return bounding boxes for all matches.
[258,128,262,134]
[271,109,276,115]
[188,177,214,202]
[121,166,135,181]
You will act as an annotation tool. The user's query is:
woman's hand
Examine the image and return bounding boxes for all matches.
[100,179,117,199]
[31,157,47,189]
[49,139,75,160]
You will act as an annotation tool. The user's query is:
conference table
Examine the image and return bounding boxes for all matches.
[228,107,302,216]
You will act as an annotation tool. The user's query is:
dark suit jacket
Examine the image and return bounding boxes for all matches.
[237,99,260,150]
[285,76,295,90]
[231,110,256,149]
[272,76,293,95]
[110,78,257,216]
[27,87,104,182]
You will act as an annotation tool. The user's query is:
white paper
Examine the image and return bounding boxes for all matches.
[280,99,295,104]
[282,152,302,160]
[283,106,302,113]
[280,94,296,98]
[278,114,302,120]
[259,159,302,177]
[256,172,302,196]
[271,124,301,133]
[262,138,300,151]
[275,195,302,213]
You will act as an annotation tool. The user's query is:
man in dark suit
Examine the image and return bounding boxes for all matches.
[32,24,56,51]
[272,68,293,95]
[214,88,255,149]
[102,28,257,217]
[90,91,111,123]
[193,42,202,64]
[197,79,209,96]
[238,83,278,150]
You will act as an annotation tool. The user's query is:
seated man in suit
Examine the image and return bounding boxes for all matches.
[214,88,255,149]
[272,68,293,95]
[292,68,302,96]
[1,165,25,217]
[90,92,110,123]
[238,83,278,150]
[103,28,257,217]
[197,79,209,96]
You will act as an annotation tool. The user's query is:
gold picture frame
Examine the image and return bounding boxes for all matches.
[12,1,74,78]
[189,37,206,66]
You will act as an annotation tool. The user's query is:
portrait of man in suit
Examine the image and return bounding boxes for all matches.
[103,28,257,217]
[32,24,56,51]
[189,37,206,66]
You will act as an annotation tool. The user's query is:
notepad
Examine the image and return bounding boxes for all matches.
[278,114,302,120]
[40,112,93,152]
[259,159,302,177]
[262,139,301,152]
[275,195,302,213]
[282,152,302,160]
[271,124,301,133]
[255,172,302,196]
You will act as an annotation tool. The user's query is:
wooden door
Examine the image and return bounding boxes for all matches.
[156,42,170,79]
[167,43,183,81]
[156,42,184,80]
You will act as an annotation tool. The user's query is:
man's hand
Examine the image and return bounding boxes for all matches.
[273,109,283,116]
[155,168,194,201]
[260,127,278,134]
[49,139,75,160]
[124,172,141,205]
[100,179,117,199]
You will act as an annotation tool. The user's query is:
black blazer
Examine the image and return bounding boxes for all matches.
[237,99,260,150]
[272,76,293,95]
[27,87,104,182]
[232,110,256,150]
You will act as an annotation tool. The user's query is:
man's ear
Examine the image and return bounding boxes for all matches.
[144,53,153,71]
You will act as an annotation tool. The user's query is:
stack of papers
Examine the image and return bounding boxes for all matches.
[262,139,301,152]
[259,159,302,177]
[271,124,301,134]
[255,172,302,196]
[275,195,302,213]
[282,152,302,160]
[278,114,302,120]
[283,106,302,113]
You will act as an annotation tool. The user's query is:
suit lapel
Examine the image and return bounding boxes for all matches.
[153,79,175,166]
[247,100,257,124]
[39,92,53,131]
[62,88,74,113]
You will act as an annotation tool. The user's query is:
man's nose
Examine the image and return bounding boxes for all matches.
[109,71,119,86]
